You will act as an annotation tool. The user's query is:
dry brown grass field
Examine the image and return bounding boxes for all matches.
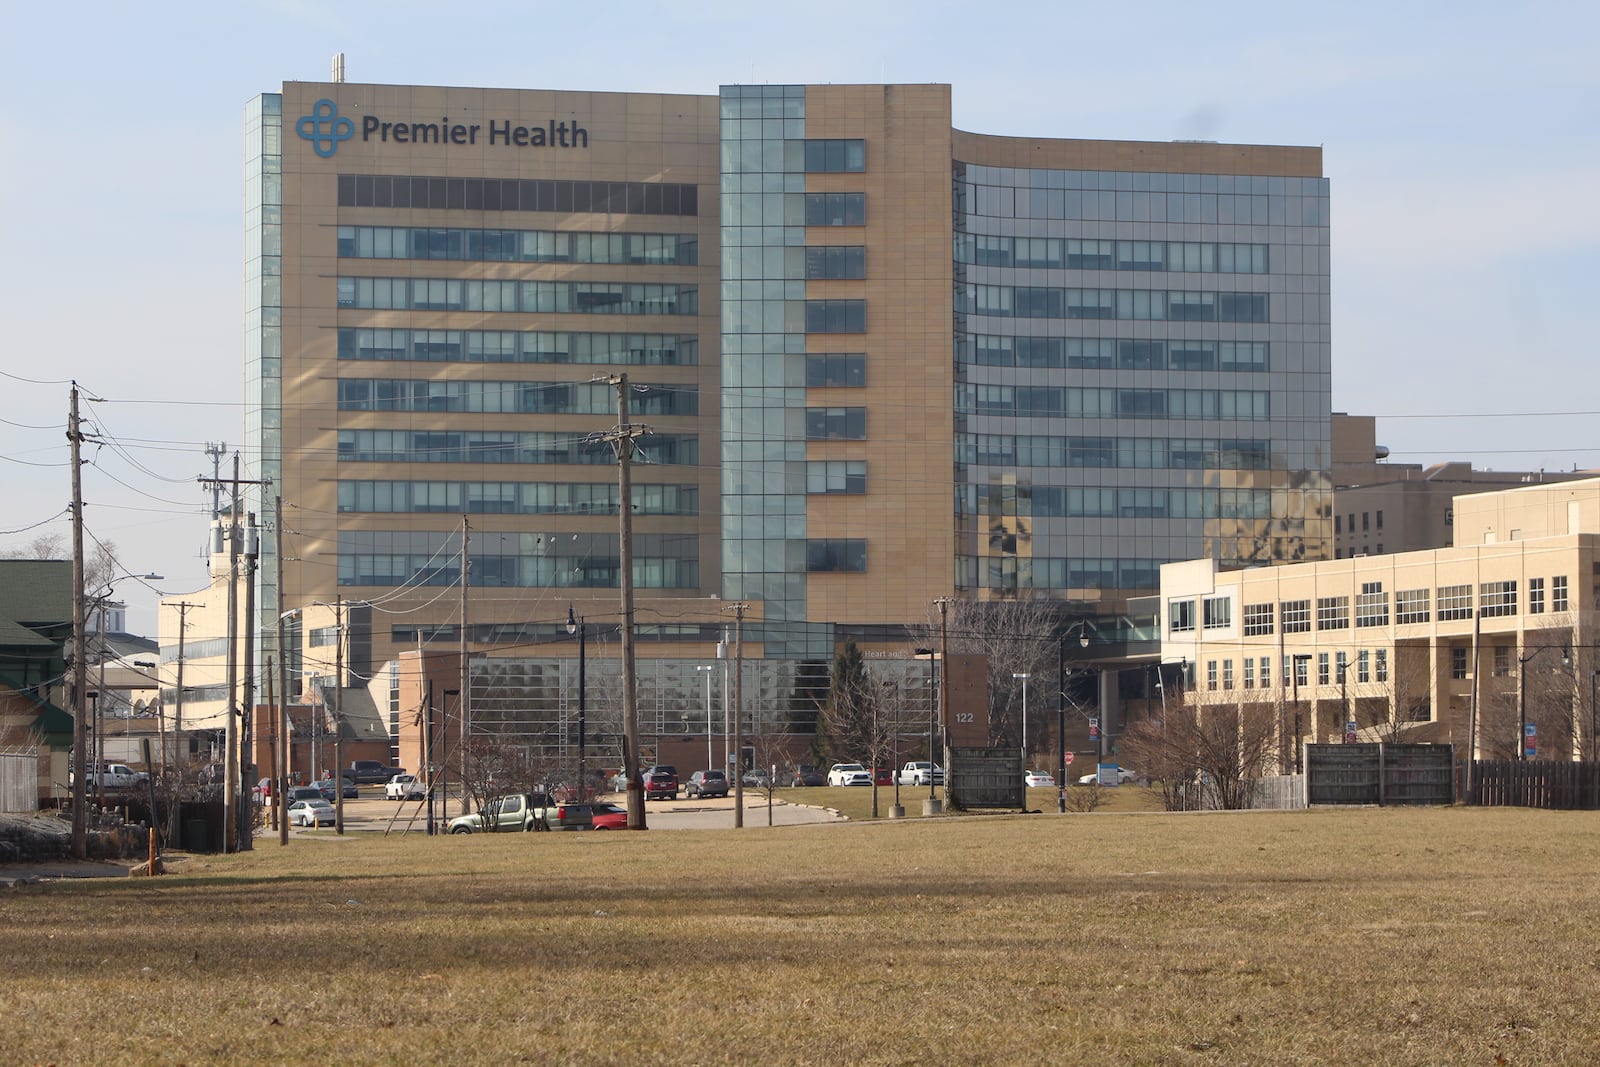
[5,803,1598,1065]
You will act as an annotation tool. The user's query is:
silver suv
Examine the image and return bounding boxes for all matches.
[685,769,729,798]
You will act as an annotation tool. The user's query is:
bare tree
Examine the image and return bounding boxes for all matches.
[915,596,1063,749]
[1120,687,1277,810]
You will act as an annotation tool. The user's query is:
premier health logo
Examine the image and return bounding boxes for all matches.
[296,98,354,158]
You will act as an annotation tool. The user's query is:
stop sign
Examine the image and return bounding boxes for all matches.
[1064,752,1075,765]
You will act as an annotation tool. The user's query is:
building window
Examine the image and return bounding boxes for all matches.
[1553,575,1569,612]
[1529,577,1545,615]
[1222,660,1234,690]
[1451,646,1468,679]
[1335,514,1341,535]
[804,246,867,279]
[804,353,867,388]
[1362,512,1369,531]
[804,139,866,173]
[1480,581,1518,618]
[1357,650,1370,684]
[1169,600,1196,634]
[805,539,866,572]
[1243,603,1274,636]
[804,300,866,333]
[1206,660,1218,691]
[1376,510,1384,530]
[1203,597,1232,629]
[804,407,866,440]
[1437,585,1474,622]
[1259,656,1271,688]
[1281,599,1311,634]
[1493,646,1510,678]
[805,461,866,494]
[1396,589,1430,625]
[1375,649,1388,683]
[1243,658,1255,689]
[805,192,866,226]
[1356,582,1389,627]
[1316,596,1350,631]
[1318,652,1330,686]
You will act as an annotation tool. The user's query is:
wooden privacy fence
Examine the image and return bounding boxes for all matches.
[1305,743,1456,806]
[0,752,37,812]
[1470,760,1600,809]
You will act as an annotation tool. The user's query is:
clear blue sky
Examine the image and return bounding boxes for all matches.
[2,0,1597,632]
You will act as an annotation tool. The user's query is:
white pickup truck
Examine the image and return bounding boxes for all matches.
[71,762,149,789]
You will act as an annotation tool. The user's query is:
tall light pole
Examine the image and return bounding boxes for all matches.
[566,607,587,801]
[1057,623,1090,811]
[1518,644,1569,760]
[1012,673,1029,765]
[696,665,714,772]
[1291,654,1313,774]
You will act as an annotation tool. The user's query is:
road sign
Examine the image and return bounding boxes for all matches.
[1064,752,1074,765]
[1344,720,1357,744]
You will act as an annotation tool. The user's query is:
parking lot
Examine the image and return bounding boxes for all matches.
[270,789,844,837]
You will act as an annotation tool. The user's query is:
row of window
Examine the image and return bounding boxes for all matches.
[338,329,699,366]
[1334,509,1383,536]
[807,460,867,495]
[337,429,698,466]
[339,530,698,589]
[805,407,866,440]
[1205,650,1391,692]
[804,246,866,279]
[959,183,1328,227]
[957,385,1271,420]
[958,285,1269,323]
[336,225,698,265]
[805,353,866,388]
[958,165,1324,196]
[337,481,699,516]
[957,556,1164,591]
[960,335,1269,372]
[805,299,866,333]
[956,237,1269,274]
[1175,575,1572,636]
[336,379,696,416]
[340,553,698,589]
[336,174,700,216]
[958,434,1270,471]
[958,484,1272,521]
[720,191,868,229]
[337,278,697,316]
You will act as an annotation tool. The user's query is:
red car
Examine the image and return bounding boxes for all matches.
[644,767,678,800]
[590,801,628,830]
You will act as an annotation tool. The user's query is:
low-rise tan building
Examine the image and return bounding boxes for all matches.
[1162,478,1600,765]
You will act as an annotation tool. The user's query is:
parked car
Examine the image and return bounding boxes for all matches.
[316,776,358,800]
[384,773,426,800]
[1024,770,1057,788]
[644,769,679,801]
[788,764,825,787]
[286,785,325,805]
[287,798,336,827]
[447,793,593,832]
[741,768,772,789]
[71,762,148,789]
[590,801,628,830]
[897,761,945,787]
[827,763,872,787]
[686,769,729,798]
[1078,767,1140,786]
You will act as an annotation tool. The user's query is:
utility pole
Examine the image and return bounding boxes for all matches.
[265,656,278,837]
[203,441,227,519]
[68,383,89,860]
[458,515,470,815]
[168,601,204,750]
[222,456,242,853]
[274,494,290,846]
[239,512,258,851]
[595,374,649,830]
[723,603,748,828]
[934,596,953,810]
[335,594,345,834]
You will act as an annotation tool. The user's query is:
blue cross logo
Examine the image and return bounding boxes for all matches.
[296,98,354,158]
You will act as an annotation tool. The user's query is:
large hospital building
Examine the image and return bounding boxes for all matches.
[191,80,1332,769]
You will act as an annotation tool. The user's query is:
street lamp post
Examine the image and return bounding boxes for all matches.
[1057,624,1090,811]
[1337,660,1350,743]
[696,664,714,773]
[1291,654,1313,773]
[1012,673,1029,767]
[566,607,587,801]
[1517,644,1570,760]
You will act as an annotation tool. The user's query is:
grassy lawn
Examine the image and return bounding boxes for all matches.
[5,805,1598,1064]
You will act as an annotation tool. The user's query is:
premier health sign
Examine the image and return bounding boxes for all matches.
[296,98,589,158]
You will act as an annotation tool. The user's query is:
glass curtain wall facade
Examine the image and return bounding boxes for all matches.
[953,160,1332,606]
[244,93,285,663]
[718,86,825,656]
